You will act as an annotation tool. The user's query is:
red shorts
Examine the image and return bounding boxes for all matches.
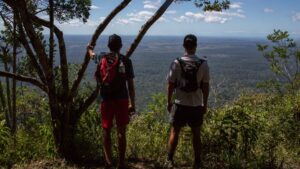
[100,99,129,129]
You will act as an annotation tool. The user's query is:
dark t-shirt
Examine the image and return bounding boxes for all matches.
[95,53,134,101]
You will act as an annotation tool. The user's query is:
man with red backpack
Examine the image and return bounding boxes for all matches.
[166,34,210,169]
[88,34,135,169]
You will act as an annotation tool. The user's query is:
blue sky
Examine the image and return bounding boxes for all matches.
[1,0,300,37]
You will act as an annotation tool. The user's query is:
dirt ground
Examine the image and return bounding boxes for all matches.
[9,159,193,169]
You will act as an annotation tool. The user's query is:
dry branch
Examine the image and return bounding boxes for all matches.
[30,15,69,96]
[0,71,47,92]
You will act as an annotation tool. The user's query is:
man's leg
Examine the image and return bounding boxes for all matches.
[117,126,126,167]
[115,99,130,168]
[103,128,113,165]
[191,126,201,166]
[101,100,114,166]
[168,126,181,161]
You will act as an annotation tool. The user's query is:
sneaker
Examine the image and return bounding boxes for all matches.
[164,159,174,169]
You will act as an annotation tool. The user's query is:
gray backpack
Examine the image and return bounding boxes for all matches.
[176,58,204,92]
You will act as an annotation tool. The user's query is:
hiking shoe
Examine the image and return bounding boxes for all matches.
[163,159,175,169]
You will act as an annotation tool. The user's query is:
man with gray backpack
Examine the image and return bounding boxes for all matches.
[166,34,210,169]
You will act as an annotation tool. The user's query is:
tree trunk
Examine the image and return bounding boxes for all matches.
[50,105,78,161]
[12,13,17,134]
[0,80,10,128]
[4,62,12,129]
[59,119,77,161]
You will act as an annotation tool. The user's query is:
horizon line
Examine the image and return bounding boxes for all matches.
[43,34,269,39]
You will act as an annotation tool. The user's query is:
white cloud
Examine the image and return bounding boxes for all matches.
[166,10,177,14]
[61,19,81,27]
[58,17,105,27]
[143,0,161,10]
[173,16,189,23]
[264,8,274,13]
[134,11,154,17]
[90,5,99,9]
[205,15,228,24]
[116,0,166,25]
[174,11,245,24]
[144,4,158,10]
[128,11,153,20]
[158,17,167,22]
[230,2,242,9]
[117,19,132,25]
[186,12,205,19]
[129,17,144,22]
[293,12,300,21]
[117,10,154,24]
[173,1,245,24]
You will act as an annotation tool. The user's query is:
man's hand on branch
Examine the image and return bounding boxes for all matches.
[87,44,96,59]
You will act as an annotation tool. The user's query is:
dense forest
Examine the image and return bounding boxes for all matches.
[0,0,300,168]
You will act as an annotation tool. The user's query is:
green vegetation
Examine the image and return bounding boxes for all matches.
[127,92,300,168]
[0,87,55,167]
[0,88,299,168]
[257,30,300,93]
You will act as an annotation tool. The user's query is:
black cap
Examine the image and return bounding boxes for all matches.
[183,34,197,47]
[108,34,122,51]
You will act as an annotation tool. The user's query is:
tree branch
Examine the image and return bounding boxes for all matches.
[16,14,48,85]
[6,0,51,80]
[125,0,174,58]
[1,10,47,85]
[0,71,47,92]
[281,60,293,83]
[30,15,69,95]
[0,11,13,28]
[49,0,54,74]
[68,0,131,102]
[75,86,100,121]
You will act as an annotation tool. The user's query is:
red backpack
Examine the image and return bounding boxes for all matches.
[95,53,126,94]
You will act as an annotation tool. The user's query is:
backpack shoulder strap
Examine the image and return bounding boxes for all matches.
[118,54,126,63]
[176,58,185,72]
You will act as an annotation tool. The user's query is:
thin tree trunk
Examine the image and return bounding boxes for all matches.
[12,13,17,134]
[0,80,10,128]
[4,62,12,129]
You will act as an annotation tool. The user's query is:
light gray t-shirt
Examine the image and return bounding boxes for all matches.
[167,54,210,107]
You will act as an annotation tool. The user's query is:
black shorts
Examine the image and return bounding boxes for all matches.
[170,104,205,127]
